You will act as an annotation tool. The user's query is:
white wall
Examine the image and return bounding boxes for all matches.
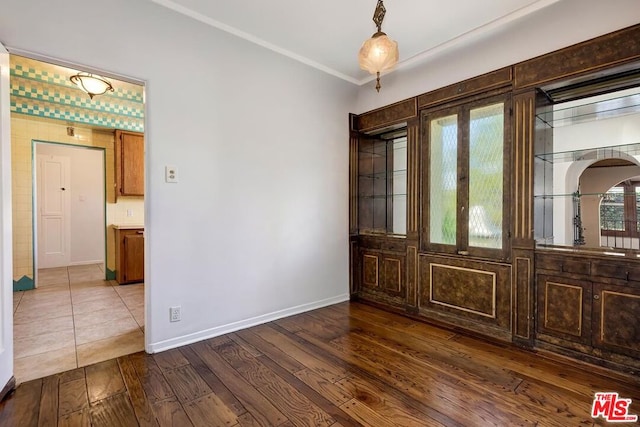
[0,0,356,352]
[355,0,640,113]
[36,143,105,265]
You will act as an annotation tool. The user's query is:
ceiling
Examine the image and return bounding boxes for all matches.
[150,0,561,85]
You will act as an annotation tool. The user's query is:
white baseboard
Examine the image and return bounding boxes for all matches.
[147,293,350,353]
[68,260,104,266]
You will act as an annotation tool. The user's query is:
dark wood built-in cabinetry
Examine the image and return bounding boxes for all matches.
[536,251,640,363]
[115,130,144,197]
[349,24,640,375]
[115,227,144,284]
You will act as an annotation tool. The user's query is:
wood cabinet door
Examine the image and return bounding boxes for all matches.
[116,130,144,196]
[123,231,144,283]
[592,282,640,358]
[536,274,592,346]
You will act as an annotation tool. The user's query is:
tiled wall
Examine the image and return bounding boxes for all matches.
[10,55,144,132]
[12,115,144,290]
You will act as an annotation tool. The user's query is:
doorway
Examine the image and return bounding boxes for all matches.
[9,54,147,383]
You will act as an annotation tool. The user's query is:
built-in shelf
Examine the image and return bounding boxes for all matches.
[535,141,640,163]
[536,91,640,128]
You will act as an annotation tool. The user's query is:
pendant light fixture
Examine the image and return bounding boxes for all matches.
[70,72,114,99]
[358,0,399,92]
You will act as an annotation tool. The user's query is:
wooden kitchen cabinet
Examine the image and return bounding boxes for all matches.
[115,228,144,284]
[115,130,144,197]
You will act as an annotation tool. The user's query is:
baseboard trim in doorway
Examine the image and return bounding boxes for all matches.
[13,276,34,291]
[147,293,350,353]
[0,376,16,402]
[68,260,104,266]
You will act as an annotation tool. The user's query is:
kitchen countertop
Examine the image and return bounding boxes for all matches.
[112,224,145,230]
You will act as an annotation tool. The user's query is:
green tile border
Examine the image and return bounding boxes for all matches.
[13,275,34,291]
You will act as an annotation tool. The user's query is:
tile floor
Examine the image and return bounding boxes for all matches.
[12,264,144,384]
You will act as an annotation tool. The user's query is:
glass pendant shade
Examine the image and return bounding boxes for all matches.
[358,33,399,75]
[70,72,114,99]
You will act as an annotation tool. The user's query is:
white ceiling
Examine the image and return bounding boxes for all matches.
[150,0,561,85]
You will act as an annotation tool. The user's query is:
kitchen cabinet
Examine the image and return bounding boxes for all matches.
[115,130,144,197]
[115,227,144,284]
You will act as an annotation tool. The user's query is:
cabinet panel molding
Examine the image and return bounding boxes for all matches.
[514,24,640,89]
[543,281,583,337]
[356,98,417,133]
[513,254,533,340]
[594,285,640,358]
[382,258,402,293]
[418,67,512,109]
[362,254,379,288]
[418,255,512,338]
[429,263,496,318]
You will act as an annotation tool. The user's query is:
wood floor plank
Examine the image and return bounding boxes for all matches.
[254,323,350,382]
[0,378,42,427]
[337,313,523,390]
[217,339,336,427]
[128,352,176,404]
[191,341,288,427]
[58,408,90,427]
[3,301,640,426]
[336,375,447,427]
[257,354,360,427]
[37,374,58,427]
[180,345,247,416]
[228,332,263,357]
[183,393,240,427]
[150,397,194,427]
[85,359,126,404]
[59,378,89,417]
[298,330,530,426]
[339,399,395,427]
[163,364,213,404]
[215,339,278,390]
[59,368,85,384]
[153,347,190,372]
[233,328,306,374]
[270,323,464,427]
[294,368,352,406]
[89,392,138,427]
[118,356,159,426]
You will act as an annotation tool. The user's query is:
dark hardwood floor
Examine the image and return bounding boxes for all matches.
[1,301,639,426]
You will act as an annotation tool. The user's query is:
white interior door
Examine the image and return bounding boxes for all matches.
[0,42,15,393]
[37,154,71,269]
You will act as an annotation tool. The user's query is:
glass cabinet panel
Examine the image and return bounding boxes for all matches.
[469,103,504,249]
[358,132,407,235]
[430,114,458,245]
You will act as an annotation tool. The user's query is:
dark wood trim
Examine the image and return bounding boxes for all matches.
[0,376,15,402]
[514,24,640,89]
[512,91,536,242]
[418,67,513,109]
[406,118,419,237]
[348,132,359,235]
[356,98,417,133]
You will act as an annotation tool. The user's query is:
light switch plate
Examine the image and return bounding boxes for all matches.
[165,165,178,183]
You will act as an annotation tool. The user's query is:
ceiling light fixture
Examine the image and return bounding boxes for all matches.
[69,72,114,99]
[358,0,399,92]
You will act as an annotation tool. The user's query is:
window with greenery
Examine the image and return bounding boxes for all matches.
[358,131,407,235]
[600,183,640,237]
[423,96,509,258]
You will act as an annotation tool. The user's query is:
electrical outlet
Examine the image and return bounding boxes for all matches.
[165,165,178,183]
[170,306,181,322]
